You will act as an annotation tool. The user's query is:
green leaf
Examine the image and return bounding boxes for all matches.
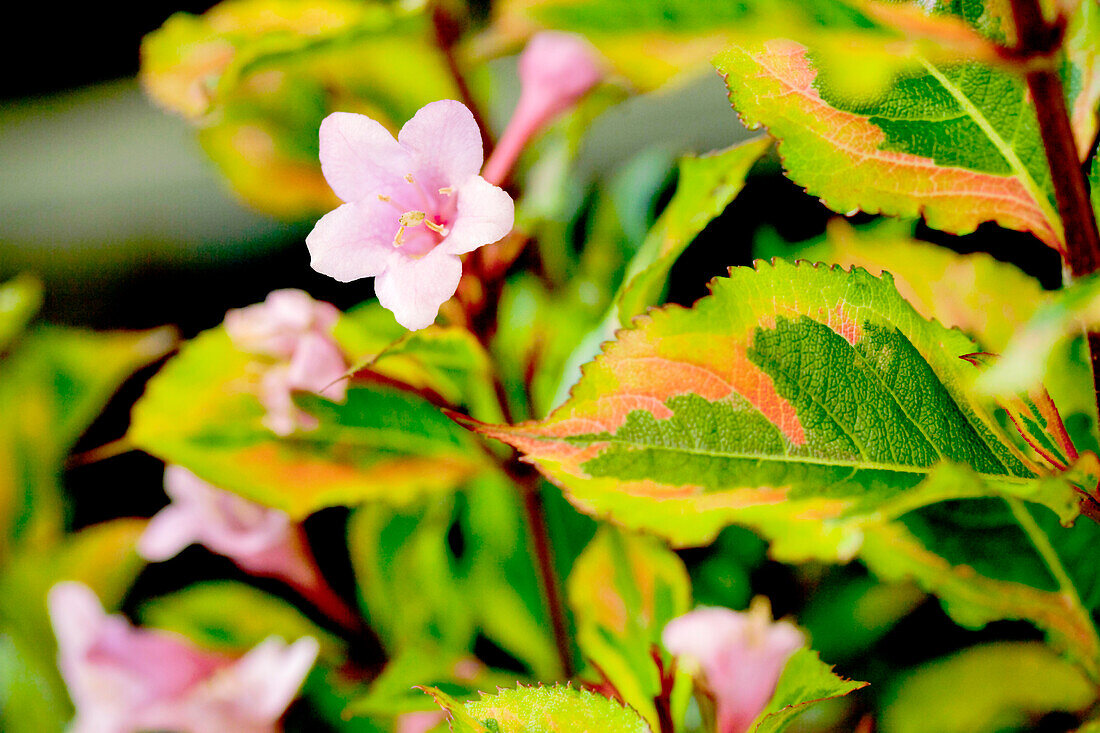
[714,26,1068,251]
[860,498,1100,679]
[462,261,1077,551]
[424,684,652,733]
[139,581,343,663]
[751,648,867,733]
[493,0,994,92]
[880,642,1094,733]
[0,519,147,733]
[0,325,175,556]
[567,527,692,731]
[140,0,458,218]
[0,274,42,353]
[759,218,1048,354]
[347,494,475,654]
[129,318,488,517]
[551,139,767,413]
[616,138,770,326]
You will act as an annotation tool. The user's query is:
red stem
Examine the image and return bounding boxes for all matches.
[430,3,494,157]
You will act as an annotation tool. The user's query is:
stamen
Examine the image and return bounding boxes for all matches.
[377,194,391,202]
[424,220,448,235]
[404,173,415,184]
[438,187,454,195]
[398,211,426,226]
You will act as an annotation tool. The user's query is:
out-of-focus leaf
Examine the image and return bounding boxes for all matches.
[0,519,147,733]
[762,218,1048,354]
[750,648,867,733]
[567,527,691,732]
[880,642,1094,733]
[423,684,652,732]
[461,261,1079,551]
[860,498,1100,679]
[979,272,1100,398]
[139,581,343,664]
[712,0,1100,253]
[348,494,474,654]
[141,0,457,218]
[617,138,770,326]
[491,0,994,92]
[800,571,924,663]
[0,274,43,352]
[0,326,175,558]
[128,318,488,517]
[347,645,511,721]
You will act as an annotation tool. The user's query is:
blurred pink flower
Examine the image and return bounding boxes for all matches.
[306,100,514,330]
[139,465,315,588]
[480,31,604,186]
[662,602,804,733]
[225,289,347,435]
[395,710,447,733]
[48,581,318,733]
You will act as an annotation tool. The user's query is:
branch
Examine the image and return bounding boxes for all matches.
[430,3,494,157]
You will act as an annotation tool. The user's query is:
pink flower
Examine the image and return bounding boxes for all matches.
[225,289,347,435]
[139,466,316,589]
[306,100,514,330]
[662,602,804,733]
[396,711,447,733]
[48,581,318,733]
[480,32,604,186]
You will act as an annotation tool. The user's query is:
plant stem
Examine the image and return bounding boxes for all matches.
[430,2,494,156]
[510,459,576,678]
[1007,0,1100,447]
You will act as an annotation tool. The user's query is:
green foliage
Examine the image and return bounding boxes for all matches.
[751,648,867,733]
[567,527,692,731]
[128,315,489,517]
[0,274,43,353]
[467,261,1081,550]
[424,684,652,732]
[880,642,1095,733]
[140,0,458,218]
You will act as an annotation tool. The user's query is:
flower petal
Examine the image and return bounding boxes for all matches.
[287,332,348,401]
[319,112,413,202]
[398,100,484,187]
[442,175,515,255]
[138,506,199,562]
[306,199,397,283]
[212,636,319,722]
[48,582,107,657]
[374,248,463,330]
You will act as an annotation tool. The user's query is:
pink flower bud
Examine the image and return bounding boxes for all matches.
[48,581,318,733]
[396,710,447,733]
[481,31,604,187]
[662,602,804,733]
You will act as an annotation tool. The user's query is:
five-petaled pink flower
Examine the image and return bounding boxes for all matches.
[224,289,348,435]
[306,100,514,330]
[662,601,804,733]
[138,465,317,589]
[48,581,318,733]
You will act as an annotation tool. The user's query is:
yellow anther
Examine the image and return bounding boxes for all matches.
[438,187,454,195]
[404,173,415,184]
[424,220,448,235]
[377,194,391,202]
[398,210,426,226]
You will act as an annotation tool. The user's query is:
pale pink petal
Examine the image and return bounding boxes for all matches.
[205,636,319,722]
[373,247,463,330]
[319,111,413,202]
[397,711,447,733]
[225,290,341,359]
[286,331,348,401]
[48,582,107,658]
[441,175,515,255]
[663,604,804,733]
[397,99,484,187]
[306,199,399,283]
[138,505,200,562]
